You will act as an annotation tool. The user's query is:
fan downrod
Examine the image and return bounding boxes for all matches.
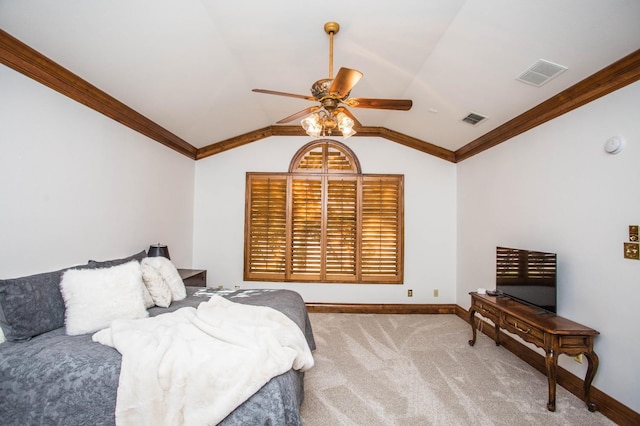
[324,22,340,80]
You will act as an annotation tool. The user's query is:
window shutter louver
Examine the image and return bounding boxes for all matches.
[296,149,324,170]
[326,149,355,171]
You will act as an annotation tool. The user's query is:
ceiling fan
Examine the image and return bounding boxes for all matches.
[252,22,413,138]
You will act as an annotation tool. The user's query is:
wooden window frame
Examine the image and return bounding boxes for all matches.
[244,140,404,284]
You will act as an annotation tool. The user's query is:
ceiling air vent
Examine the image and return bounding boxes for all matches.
[517,59,567,87]
[462,112,487,126]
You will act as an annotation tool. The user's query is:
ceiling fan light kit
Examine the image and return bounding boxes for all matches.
[301,110,356,139]
[301,114,323,138]
[252,21,413,140]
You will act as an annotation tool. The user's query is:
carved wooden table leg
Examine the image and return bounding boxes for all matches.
[583,351,600,412]
[545,349,558,411]
[468,308,477,346]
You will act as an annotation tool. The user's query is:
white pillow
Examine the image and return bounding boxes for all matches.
[60,261,149,335]
[140,258,172,308]
[143,257,186,301]
[0,327,5,344]
[141,282,155,309]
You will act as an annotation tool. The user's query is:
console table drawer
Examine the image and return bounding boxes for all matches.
[503,315,545,347]
[558,335,593,353]
[473,301,500,323]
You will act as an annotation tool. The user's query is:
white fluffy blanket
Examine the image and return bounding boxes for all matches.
[92,295,314,426]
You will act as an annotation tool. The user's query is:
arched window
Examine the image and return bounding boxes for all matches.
[244,140,404,284]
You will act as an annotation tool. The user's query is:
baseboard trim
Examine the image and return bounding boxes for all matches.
[455,306,640,426]
[305,302,456,315]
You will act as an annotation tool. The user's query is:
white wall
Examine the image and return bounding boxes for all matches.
[0,65,195,277]
[193,136,457,304]
[457,81,640,412]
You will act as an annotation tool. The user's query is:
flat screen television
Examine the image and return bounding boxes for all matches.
[496,246,557,314]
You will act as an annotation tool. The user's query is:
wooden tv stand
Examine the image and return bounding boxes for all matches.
[468,292,599,412]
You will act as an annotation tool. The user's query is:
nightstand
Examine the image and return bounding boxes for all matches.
[177,269,207,287]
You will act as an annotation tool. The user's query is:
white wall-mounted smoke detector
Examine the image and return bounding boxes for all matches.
[604,136,625,154]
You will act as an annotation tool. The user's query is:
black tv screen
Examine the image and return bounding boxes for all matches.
[496,246,557,313]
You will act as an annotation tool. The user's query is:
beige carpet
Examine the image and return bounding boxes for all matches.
[300,313,613,426]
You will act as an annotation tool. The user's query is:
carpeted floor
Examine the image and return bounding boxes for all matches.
[300,313,613,426]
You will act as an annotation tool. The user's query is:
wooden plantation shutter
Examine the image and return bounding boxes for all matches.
[244,174,287,280]
[361,176,403,282]
[244,140,403,284]
[290,177,323,280]
[325,177,358,281]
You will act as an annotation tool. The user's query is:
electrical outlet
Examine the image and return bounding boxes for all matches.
[433,289,439,297]
[624,242,639,260]
[407,289,413,297]
[574,354,583,364]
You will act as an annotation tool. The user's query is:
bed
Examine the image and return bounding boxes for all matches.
[0,265,315,426]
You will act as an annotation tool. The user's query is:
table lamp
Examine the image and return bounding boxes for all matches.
[147,243,170,259]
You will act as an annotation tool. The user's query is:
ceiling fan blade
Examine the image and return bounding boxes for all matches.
[337,107,363,128]
[276,106,319,124]
[345,97,413,111]
[328,67,363,98]
[252,89,315,101]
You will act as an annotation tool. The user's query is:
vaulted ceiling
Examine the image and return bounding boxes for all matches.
[1,1,639,162]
